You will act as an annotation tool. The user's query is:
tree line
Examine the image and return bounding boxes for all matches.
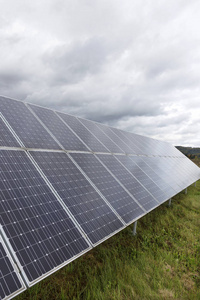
[176,146,200,159]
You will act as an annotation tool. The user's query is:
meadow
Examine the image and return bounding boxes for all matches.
[16,180,200,300]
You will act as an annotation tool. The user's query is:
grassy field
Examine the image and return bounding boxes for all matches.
[16,180,200,300]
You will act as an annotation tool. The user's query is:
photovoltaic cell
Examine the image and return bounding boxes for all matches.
[28,104,89,152]
[79,118,125,153]
[141,156,180,197]
[116,155,169,203]
[97,154,158,211]
[0,118,20,148]
[135,157,173,200]
[111,128,148,155]
[57,112,109,153]
[0,96,60,149]
[71,153,144,224]
[95,123,134,154]
[112,128,146,155]
[30,151,124,245]
[0,237,26,300]
[179,157,200,183]
[0,150,90,285]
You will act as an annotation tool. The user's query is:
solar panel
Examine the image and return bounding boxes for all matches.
[111,127,148,155]
[0,118,20,148]
[95,123,134,154]
[133,156,174,199]
[0,149,90,285]
[30,151,124,245]
[141,156,183,196]
[0,96,60,149]
[0,95,200,299]
[57,112,109,153]
[0,236,26,300]
[115,155,168,201]
[28,104,89,152]
[79,118,125,154]
[97,154,159,211]
[70,153,145,224]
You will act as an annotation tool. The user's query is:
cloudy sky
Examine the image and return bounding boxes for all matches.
[1,0,200,147]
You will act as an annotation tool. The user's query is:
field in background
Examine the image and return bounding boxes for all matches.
[16,180,200,300]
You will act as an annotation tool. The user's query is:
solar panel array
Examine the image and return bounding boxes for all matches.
[0,95,200,299]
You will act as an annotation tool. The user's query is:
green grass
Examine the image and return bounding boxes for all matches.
[16,181,200,300]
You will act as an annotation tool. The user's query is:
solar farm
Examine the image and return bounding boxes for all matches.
[0,96,200,300]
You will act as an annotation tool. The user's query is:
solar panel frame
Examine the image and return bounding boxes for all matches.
[0,235,26,300]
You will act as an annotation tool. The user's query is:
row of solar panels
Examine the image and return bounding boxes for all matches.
[0,96,200,299]
[0,148,199,299]
[0,96,181,157]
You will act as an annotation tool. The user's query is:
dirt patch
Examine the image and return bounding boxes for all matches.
[181,273,195,291]
[159,288,174,299]
[163,263,174,278]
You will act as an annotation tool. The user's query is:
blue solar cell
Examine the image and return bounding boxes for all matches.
[141,156,180,197]
[71,153,144,224]
[31,151,124,245]
[79,118,125,153]
[116,155,171,203]
[97,154,158,211]
[0,118,20,148]
[28,104,89,151]
[0,150,90,284]
[133,156,172,200]
[0,96,60,149]
[0,237,26,300]
[95,123,135,154]
[57,112,109,153]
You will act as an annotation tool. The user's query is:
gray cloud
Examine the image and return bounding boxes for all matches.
[0,0,200,146]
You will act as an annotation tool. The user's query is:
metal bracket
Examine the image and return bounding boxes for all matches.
[133,221,137,236]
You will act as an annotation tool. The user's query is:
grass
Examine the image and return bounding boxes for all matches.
[16,180,200,300]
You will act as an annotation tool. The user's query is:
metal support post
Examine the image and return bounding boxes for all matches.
[185,188,187,195]
[168,198,172,207]
[194,182,196,187]
[133,221,137,236]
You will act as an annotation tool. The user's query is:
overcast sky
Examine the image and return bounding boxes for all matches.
[1,1,200,147]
